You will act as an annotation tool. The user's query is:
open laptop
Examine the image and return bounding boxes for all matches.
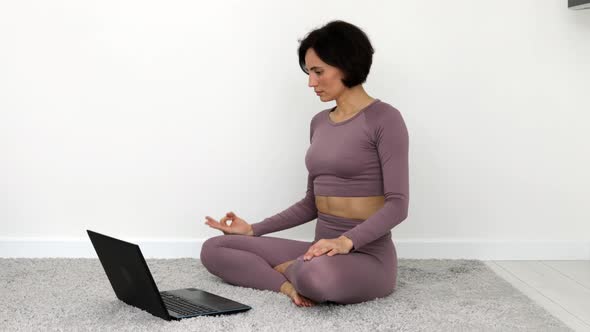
[87,230,251,320]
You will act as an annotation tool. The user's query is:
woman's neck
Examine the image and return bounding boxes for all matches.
[333,88,375,116]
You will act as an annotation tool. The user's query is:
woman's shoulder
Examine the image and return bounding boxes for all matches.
[310,106,331,125]
[364,99,408,139]
[368,98,400,113]
[366,99,403,121]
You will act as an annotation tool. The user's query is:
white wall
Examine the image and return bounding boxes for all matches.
[1,0,589,258]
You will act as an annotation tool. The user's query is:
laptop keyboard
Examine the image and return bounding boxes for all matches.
[160,292,217,316]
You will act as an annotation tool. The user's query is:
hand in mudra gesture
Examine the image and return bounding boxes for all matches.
[204,211,254,236]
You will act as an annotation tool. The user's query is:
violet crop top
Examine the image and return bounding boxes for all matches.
[250,98,409,251]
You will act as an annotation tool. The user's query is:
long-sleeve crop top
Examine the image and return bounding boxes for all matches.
[250,98,409,251]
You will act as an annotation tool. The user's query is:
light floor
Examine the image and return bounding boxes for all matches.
[484,261,590,332]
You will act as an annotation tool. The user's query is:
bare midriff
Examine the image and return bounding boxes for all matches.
[315,195,385,221]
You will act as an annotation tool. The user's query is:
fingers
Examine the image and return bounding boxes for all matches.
[204,216,217,228]
[303,246,331,261]
[204,216,229,233]
[219,215,232,227]
[303,238,345,260]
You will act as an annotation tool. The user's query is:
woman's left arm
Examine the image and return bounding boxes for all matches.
[340,107,410,252]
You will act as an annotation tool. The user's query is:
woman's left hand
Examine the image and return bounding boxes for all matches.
[303,236,354,261]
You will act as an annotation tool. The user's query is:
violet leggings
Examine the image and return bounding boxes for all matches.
[200,212,397,304]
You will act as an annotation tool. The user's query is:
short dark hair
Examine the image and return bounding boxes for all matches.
[298,20,375,88]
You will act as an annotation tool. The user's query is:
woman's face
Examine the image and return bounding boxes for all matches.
[305,48,345,101]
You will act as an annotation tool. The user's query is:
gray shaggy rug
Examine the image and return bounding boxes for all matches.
[0,258,572,331]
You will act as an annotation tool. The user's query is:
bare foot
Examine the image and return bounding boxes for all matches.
[280,281,317,307]
[273,260,296,275]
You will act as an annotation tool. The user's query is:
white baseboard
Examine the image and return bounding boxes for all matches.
[1,237,589,260]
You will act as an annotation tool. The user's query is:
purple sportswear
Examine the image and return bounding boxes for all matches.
[201,98,410,304]
[251,98,409,251]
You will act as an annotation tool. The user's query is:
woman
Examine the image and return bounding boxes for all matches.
[200,20,409,307]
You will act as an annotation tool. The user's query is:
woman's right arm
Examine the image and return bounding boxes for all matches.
[249,173,317,237]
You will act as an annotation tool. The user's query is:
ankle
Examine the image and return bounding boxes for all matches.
[280,281,293,295]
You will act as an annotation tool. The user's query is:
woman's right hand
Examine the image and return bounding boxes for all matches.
[204,211,254,236]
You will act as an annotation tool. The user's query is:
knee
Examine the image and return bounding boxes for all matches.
[292,261,336,302]
[200,235,225,266]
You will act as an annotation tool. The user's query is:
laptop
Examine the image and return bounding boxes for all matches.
[87,230,251,320]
